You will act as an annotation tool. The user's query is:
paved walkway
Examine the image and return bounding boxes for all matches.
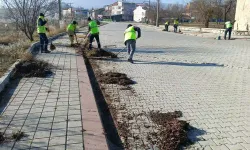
[0,34,107,150]
[97,23,250,149]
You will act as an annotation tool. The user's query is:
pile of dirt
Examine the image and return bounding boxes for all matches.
[99,72,134,86]
[0,130,26,143]
[13,58,53,78]
[148,111,190,150]
[85,48,117,58]
[78,36,117,58]
[11,131,25,141]
[0,132,5,143]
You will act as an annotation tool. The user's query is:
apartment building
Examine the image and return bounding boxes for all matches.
[110,0,136,21]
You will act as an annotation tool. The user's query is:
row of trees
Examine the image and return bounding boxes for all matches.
[3,0,58,41]
[191,0,236,27]
[147,0,237,28]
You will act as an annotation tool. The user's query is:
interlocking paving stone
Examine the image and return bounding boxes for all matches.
[96,23,250,149]
[0,35,84,149]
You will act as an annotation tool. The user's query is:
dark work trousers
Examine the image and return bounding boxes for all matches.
[126,39,136,60]
[39,33,48,52]
[89,33,101,49]
[224,27,232,40]
[165,25,169,31]
[174,25,178,33]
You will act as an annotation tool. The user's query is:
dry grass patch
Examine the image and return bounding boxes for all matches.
[47,26,66,37]
[0,33,22,45]
[77,34,87,39]
[0,40,31,77]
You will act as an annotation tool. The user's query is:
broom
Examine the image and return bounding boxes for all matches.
[50,42,56,51]
[45,19,56,51]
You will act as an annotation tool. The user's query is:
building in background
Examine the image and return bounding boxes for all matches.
[63,8,73,17]
[89,8,105,20]
[103,5,112,20]
[234,0,250,31]
[74,8,89,18]
[133,6,146,22]
[111,1,136,22]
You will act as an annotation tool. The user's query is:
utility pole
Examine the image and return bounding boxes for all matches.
[58,0,62,20]
[156,0,160,27]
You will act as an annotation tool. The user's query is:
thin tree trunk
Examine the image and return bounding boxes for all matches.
[205,19,209,28]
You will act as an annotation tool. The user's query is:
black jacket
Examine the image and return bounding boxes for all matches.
[38,18,47,26]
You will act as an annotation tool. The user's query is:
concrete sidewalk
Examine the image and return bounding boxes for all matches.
[0,34,108,150]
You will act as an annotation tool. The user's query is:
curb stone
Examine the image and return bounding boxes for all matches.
[0,61,20,94]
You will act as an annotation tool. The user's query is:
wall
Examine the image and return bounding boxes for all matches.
[111,1,136,21]
[234,0,250,31]
[133,6,146,22]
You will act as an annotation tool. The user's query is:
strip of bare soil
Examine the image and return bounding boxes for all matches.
[85,48,118,58]
[148,111,190,150]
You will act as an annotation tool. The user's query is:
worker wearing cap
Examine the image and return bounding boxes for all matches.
[165,21,169,31]
[67,21,78,46]
[124,24,141,63]
[174,19,179,33]
[37,13,50,53]
[224,21,233,40]
[88,17,101,50]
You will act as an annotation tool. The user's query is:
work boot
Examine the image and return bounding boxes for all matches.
[44,50,51,53]
[128,58,134,63]
[88,44,92,50]
[40,45,45,53]
[98,43,101,49]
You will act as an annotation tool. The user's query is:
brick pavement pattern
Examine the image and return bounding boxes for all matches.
[0,36,84,150]
[97,23,250,150]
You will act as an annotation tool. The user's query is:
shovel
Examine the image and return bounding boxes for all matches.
[115,47,127,56]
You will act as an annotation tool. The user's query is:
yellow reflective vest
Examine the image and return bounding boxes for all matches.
[174,20,179,25]
[89,20,99,34]
[124,26,136,42]
[225,21,233,28]
[37,16,46,34]
[165,21,169,25]
[67,23,77,32]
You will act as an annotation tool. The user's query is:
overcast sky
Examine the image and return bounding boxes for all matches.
[63,0,190,9]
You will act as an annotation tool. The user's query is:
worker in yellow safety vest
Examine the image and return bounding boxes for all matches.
[124,24,141,63]
[224,21,233,40]
[67,21,78,46]
[37,13,50,53]
[174,19,179,33]
[165,21,169,31]
[88,17,101,50]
